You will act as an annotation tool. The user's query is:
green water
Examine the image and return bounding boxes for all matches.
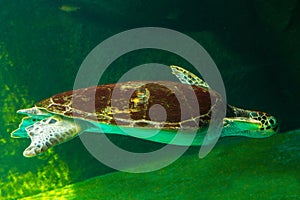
[1,1,299,199]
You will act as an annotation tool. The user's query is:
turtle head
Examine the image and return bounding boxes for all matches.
[224,105,279,138]
[249,111,279,134]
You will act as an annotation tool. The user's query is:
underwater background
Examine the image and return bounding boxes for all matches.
[0,0,299,199]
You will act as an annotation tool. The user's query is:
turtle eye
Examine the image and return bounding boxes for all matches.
[268,116,277,126]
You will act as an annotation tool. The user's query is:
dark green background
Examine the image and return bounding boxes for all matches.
[0,0,299,199]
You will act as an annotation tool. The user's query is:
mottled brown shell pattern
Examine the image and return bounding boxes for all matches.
[36,81,225,130]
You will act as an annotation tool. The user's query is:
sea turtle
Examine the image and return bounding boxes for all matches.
[11,65,279,157]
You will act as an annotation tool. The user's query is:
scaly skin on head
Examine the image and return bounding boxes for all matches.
[225,105,279,137]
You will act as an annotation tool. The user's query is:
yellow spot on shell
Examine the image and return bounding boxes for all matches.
[131,98,140,105]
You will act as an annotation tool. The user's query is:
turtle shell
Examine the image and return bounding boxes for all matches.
[36,81,225,130]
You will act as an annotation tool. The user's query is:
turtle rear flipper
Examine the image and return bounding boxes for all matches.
[11,116,49,138]
[17,107,51,117]
[12,108,52,138]
[23,116,81,157]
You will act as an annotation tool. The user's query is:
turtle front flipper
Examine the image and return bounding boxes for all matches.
[23,116,81,157]
[11,116,49,138]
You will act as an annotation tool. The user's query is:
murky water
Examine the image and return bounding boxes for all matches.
[0,1,299,199]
